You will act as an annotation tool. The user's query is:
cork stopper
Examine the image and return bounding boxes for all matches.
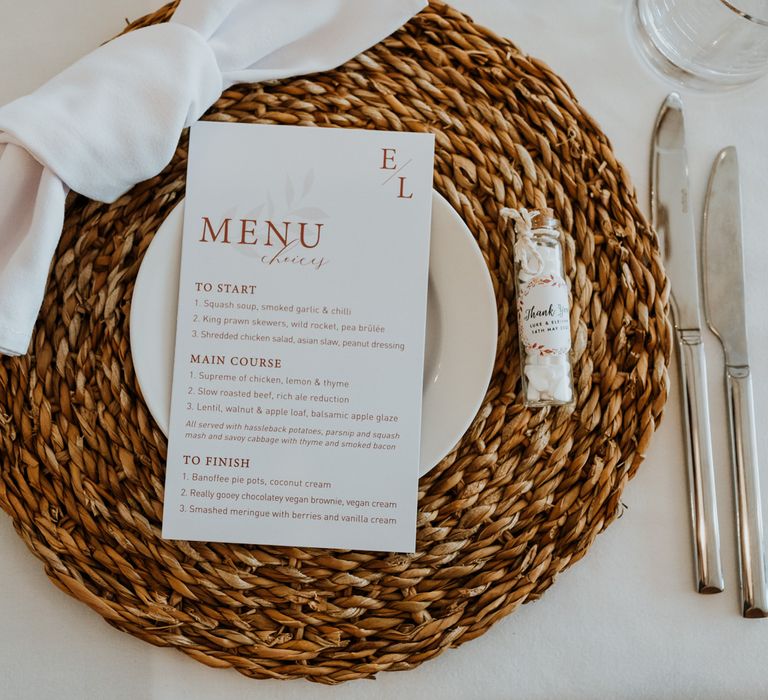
[531,207,560,232]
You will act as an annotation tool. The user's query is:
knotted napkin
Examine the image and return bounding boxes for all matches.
[0,0,426,356]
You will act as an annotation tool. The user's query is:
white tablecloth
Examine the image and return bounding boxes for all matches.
[1,1,767,698]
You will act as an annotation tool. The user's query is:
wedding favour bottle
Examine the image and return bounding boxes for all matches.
[502,207,574,407]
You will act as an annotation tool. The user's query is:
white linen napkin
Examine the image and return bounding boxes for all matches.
[0,0,426,356]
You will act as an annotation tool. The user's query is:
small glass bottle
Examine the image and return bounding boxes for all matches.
[504,207,574,407]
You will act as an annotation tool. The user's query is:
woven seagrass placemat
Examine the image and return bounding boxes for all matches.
[0,0,671,684]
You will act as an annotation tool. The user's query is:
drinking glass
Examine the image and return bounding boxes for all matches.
[633,0,768,88]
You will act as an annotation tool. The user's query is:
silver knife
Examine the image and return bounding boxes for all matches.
[651,93,724,594]
[702,146,768,618]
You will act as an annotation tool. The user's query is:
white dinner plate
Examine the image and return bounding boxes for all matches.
[130,191,497,476]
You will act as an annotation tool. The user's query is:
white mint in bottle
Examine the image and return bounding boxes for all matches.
[502,206,574,407]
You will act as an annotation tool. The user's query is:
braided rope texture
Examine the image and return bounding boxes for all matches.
[0,1,671,683]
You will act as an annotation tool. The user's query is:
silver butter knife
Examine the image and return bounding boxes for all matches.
[703,146,768,618]
[651,93,724,594]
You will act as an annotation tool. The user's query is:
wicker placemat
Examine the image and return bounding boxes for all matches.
[0,0,670,684]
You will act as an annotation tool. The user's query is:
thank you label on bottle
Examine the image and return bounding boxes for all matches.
[518,274,570,354]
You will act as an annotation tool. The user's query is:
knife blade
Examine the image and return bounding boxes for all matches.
[651,93,724,594]
[702,146,768,618]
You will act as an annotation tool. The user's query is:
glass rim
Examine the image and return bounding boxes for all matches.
[719,0,768,27]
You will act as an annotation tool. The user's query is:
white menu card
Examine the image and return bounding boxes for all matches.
[161,122,435,552]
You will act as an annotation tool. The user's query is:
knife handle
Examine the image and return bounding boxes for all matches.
[678,331,725,593]
[726,366,768,618]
